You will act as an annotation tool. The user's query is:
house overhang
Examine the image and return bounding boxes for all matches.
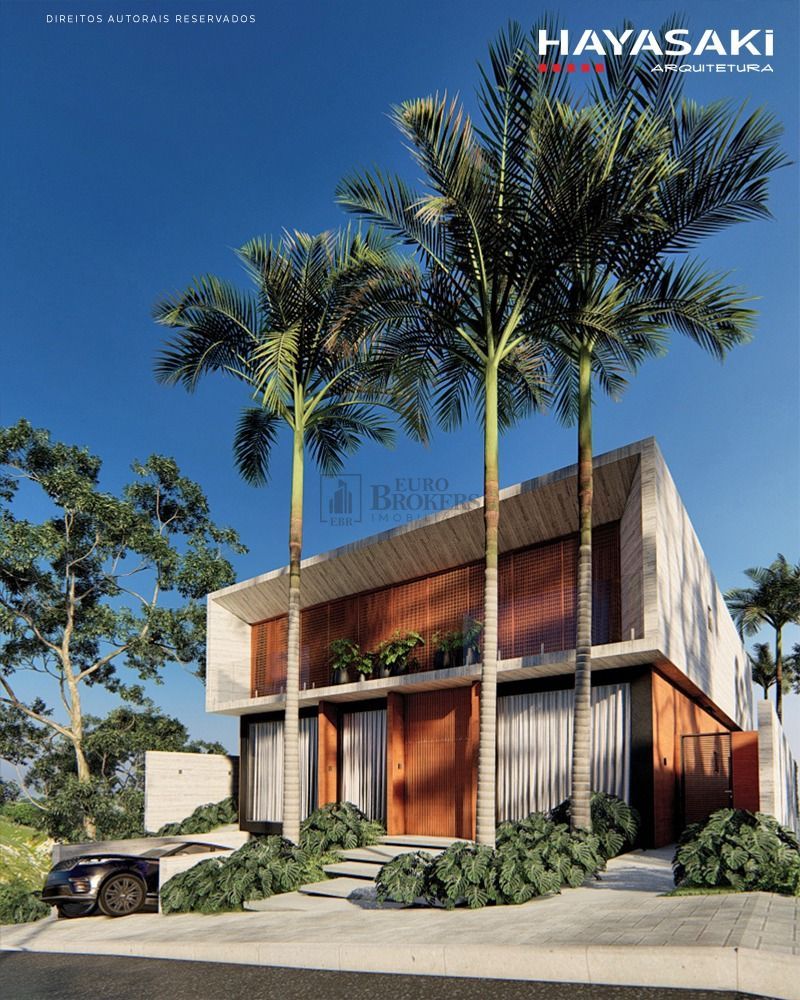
[209,439,646,625]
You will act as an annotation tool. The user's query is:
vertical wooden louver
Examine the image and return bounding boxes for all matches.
[250,522,622,697]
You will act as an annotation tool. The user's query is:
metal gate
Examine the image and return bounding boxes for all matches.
[682,732,732,825]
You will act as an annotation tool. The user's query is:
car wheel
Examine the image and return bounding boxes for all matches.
[56,901,96,918]
[97,873,146,917]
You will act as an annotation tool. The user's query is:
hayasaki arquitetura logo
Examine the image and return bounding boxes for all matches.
[533,26,775,74]
[320,475,480,528]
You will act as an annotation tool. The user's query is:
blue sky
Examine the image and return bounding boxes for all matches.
[1,0,798,756]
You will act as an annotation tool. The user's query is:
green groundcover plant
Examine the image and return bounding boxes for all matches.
[299,801,384,854]
[155,797,238,836]
[161,802,382,913]
[549,791,640,859]
[160,836,328,914]
[673,809,800,895]
[376,814,606,909]
[0,882,50,925]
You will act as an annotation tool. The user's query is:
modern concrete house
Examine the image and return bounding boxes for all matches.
[205,438,762,848]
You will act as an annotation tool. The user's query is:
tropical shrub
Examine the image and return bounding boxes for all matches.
[0,882,50,924]
[377,818,604,909]
[673,809,800,895]
[156,797,238,836]
[496,813,604,902]
[299,801,384,853]
[550,792,640,859]
[160,836,327,914]
[375,849,433,905]
[423,842,501,909]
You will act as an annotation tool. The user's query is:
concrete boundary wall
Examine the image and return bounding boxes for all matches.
[758,699,799,831]
[145,751,239,833]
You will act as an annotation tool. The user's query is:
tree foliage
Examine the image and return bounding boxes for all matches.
[0,421,243,837]
[1,702,227,843]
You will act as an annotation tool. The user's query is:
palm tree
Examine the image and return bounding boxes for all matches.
[726,555,800,721]
[536,35,788,831]
[748,642,798,701]
[337,24,669,845]
[154,229,418,841]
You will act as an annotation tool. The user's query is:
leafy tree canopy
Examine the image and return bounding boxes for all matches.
[0,420,244,837]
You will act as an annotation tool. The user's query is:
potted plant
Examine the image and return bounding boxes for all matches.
[375,631,425,677]
[463,618,483,666]
[329,638,371,684]
[432,630,462,670]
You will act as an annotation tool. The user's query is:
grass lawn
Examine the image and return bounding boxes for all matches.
[664,885,742,897]
[0,817,53,888]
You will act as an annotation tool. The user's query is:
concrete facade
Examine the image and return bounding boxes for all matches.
[144,750,238,833]
[758,700,800,831]
[205,439,751,729]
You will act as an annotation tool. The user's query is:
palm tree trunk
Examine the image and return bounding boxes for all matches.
[775,626,783,722]
[282,424,304,843]
[570,345,593,833]
[476,361,499,847]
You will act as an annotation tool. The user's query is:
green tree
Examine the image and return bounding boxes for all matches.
[155,229,417,843]
[748,641,798,701]
[0,421,243,838]
[726,555,800,720]
[337,23,665,844]
[541,85,780,828]
[0,701,226,842]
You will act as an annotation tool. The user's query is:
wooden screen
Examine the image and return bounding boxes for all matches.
[403,688,476,838]
[251,522,621,696]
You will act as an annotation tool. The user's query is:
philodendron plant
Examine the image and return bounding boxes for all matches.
[375,631,424,677]
[329,638,372,684]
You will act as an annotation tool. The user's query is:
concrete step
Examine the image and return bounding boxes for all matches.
[379,834,471,850]
[298,877,373,899]
[322,861,381,880]
[339,844,445,864]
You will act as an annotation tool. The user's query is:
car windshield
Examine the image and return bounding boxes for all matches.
[139,843,219,859]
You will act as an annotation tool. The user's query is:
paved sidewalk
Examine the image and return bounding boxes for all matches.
[2,848,798,999]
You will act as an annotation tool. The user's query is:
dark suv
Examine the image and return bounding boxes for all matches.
[42,841,221,918]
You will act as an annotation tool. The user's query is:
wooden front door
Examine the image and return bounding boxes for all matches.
[682,732,733,825]
[403,687,477,838]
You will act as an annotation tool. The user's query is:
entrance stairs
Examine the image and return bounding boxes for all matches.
[297,834,467,900]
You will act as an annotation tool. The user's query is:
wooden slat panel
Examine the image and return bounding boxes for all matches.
[386,693,406,834]
[404,688,475,838]
[301,603,328,690]
[592,521,621,645]
[251,523,622,695]
[358,587,395,654]
[251,617,287,697]
[317,702,339,807]
[392,577,430,672]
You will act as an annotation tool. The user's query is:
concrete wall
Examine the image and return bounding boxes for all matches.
[648,442,752,729]
[758,700,799,832]
[52,827,248,865]
[206,597,250,712]
[144,750,238,833]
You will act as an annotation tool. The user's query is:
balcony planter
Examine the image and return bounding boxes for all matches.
[376,631,425,679]
[329,638,371,687]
